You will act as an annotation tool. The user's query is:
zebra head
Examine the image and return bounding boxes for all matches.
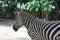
[13,9,37,31]
[13,10,24,31]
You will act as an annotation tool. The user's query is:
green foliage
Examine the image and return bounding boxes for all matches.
[0,0,17,19]
[0,0,56,20]
[25,0,40,11]
[0,0,32,19]
[25,0,55,20]
[25,0,55,12]
[40,0,55,12]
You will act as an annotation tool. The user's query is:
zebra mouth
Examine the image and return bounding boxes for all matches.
[13,25,18,31]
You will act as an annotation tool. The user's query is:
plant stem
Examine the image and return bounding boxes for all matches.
[45,11,49,20]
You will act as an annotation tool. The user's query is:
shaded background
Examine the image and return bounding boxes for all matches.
[0,0,60,20]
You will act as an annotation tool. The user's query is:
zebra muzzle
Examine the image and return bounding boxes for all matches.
[13,25,18,31]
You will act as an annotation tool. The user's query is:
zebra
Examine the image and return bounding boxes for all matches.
[13,9,60,40]
[13,9,42,40]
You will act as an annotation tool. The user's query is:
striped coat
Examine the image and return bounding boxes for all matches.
[13,9,60,40]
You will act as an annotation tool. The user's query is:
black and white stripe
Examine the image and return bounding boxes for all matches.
[13,9,60,40]
[41,20,60,40]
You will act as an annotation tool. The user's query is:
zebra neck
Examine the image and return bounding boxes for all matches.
[21,13,35,26]
[37,18,47,28]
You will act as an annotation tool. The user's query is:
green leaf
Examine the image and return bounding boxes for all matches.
[43,1,48,6]
[29,4,34,11]
[35,7,39,11]
[49,4,53,8]
[29,7,34,11]
[43,7,48,11]
[48,7,52,12]
[25,0,54,12]
[42,5,46,9]
[40,0,43,3]
[49,1,54,3]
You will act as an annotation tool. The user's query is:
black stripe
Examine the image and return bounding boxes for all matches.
[25,15,30,23]
[36,20,38,32]
[47,22,59,40]
[27,16,32,29]
[29,28,37,39]
[44,22,56,40]
[51,26,60,40]
[31,32,37,39]
[25,16,30,22]
[34,21,38,33]
[42,23,51,40]
[55,34,60,40]
[42,22,50,30]
[38,21,40,31]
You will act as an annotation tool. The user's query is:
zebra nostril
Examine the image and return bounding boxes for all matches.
[13,25,18,31]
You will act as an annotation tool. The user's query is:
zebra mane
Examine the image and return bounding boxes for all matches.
[19,8,37,18]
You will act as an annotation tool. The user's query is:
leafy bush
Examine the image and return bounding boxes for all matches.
[0,0,31,19]
[25,0,55,20]
[25,0,40,11]
[25,0,55,12]
[0,0,17,19]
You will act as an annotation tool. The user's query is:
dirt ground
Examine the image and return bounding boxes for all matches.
[0,20,31,40]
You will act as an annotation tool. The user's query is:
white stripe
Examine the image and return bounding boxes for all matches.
[34,21,38,35]
[42,23,49,28]
[43,23,54,38]
[27,15,32,31]
[26,15,32,26]
[46,23,58,40]
[49,25,60,40]
[53,31,60,40]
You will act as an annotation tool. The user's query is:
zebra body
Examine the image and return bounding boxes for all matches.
[41,20,60,40]
[13,9,60,40]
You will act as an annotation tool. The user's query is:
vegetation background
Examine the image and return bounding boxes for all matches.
[0,0,60,21]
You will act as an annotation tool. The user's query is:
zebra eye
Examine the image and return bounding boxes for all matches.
[15,13,19,16]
